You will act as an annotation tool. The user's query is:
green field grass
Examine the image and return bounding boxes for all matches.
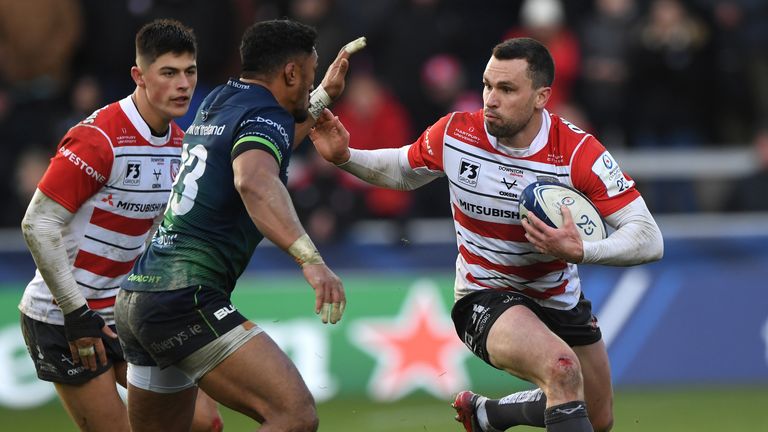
[2,386,766,431]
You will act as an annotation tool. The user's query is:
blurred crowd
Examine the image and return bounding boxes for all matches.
[1,0,767,238]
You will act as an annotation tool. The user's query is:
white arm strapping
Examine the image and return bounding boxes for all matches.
[581,196,664,266]
[337,147,443,190]
[21,189,85,314]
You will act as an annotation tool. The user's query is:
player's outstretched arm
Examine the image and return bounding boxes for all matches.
[295,37,366,143]
[310,108,351,165]
[233,149,346,324]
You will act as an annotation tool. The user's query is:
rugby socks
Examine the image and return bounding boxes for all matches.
[479,388,547,429]
[544,400,593,432]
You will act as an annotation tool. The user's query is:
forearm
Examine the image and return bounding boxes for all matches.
[242,175,305,249]
[337,147,441,190]
[21,190,85,313]
[581,197,664,266]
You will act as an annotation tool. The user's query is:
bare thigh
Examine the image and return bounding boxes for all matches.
[486,305,584,405]
[54,367,129,432]
[198,331,316,426]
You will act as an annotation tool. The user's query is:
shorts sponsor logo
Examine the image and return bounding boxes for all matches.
[149,324,203,354]
[214,304,237,320]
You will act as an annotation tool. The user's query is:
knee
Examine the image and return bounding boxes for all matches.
[284,404,318,432]
[191,413,223,432]
[592,416,614,432]
[543,354,583,396]
[286,409,320,432]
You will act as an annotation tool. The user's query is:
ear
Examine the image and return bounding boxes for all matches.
[534,87,551,110]
[131,66,145,88]
[283,62,298,86]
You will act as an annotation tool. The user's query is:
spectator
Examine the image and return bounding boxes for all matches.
[505,0,581,114]
[577,0,638,147]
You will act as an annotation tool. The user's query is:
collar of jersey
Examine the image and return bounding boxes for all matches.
[118,96,172,147]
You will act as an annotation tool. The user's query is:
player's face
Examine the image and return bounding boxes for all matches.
[291,50,319,123]
[138,52,198,122]
[482,57,548,139]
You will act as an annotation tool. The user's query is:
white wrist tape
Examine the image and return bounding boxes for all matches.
[288,233,324,266]
[309,85,332,120]
[343,37,367,54]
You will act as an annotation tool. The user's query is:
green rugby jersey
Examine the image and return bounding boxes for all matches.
[122,80,295,293]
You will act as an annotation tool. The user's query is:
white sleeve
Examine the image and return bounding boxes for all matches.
[336,147,443,190]
[581,196,664,266]
[21,189,85,314]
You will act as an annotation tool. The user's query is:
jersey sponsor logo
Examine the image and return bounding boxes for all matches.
[126,273,162,283]
[185,123,226,136]
[124,161,141,185]
[424,125,434,156]
[500,178,517,190]
[458,199,518,219]
[547,153,565,164]
[102,194,114,206]
[498,166,524,177]
[458,158,481,187]
[243,116,290,146]
[116,135,137,145]
[499,178,519,198]
[116,201,165,213]
[452,128,481,144]
[58,146,108,183]
[228,79,250,90]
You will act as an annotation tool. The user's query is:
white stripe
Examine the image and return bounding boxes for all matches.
[598,268,651,348]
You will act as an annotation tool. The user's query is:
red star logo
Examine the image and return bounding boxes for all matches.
[350,280,470,400]
[101,193,114,206]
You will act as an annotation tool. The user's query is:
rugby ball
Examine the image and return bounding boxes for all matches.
[519,181,607,241]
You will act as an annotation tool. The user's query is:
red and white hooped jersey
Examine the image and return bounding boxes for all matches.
[19,96,184,325]
[407,109,640,310]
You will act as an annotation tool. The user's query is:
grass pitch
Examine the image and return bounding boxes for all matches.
[1,386,765,431]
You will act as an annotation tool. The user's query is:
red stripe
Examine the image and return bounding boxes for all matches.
[87,296,116,309]
[453,204,527,241]
[466,273,568,300]
[459,245,567,280]
[74,250,136,278]
[90,207,154,236]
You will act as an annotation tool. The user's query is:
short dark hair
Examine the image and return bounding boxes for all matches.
[136,19,197,66]
[492,38,554,89]
[240,19,317,79]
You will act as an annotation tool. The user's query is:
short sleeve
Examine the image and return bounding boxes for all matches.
[406,114,452,172]
[231,108,294,166]
[37,127,114,212]
[570,136,640,217]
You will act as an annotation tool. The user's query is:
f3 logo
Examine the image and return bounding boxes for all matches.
[458,158,481,187]
[124,161,142,185]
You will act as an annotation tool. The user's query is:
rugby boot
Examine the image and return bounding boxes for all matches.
[452,390,483,431]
